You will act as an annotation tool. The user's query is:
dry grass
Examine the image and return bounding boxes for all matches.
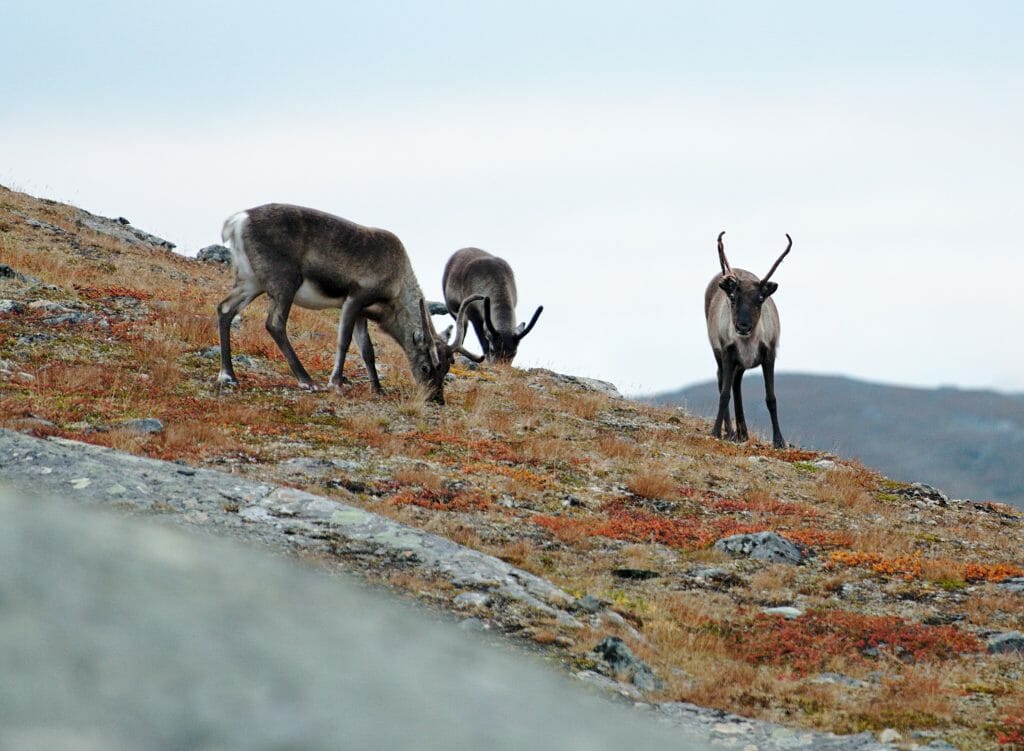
[392,464,445,492]
[626,462,682,500]
[4,184,1024,750]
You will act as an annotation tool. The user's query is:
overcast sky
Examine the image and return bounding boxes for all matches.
[3,2,1022,396]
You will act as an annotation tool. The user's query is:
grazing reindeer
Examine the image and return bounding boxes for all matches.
[442,247,543,363]
[216,204,483,404]
[704,231,792,448]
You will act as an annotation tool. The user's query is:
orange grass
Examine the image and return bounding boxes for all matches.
[730,611,982,674]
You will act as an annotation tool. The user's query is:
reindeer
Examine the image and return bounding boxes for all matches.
[216,204,482,404]
[442,247,543,363]
[704,231,792,448]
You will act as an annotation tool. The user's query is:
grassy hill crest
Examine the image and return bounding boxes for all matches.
[2,185,1023,750]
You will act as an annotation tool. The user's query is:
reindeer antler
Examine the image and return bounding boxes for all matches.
[717,231,733,276]
[451,295,485,362]
[762,234,792,283]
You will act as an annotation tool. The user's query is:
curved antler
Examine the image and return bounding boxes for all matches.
[419,297,441,368]
[451,294,485,362]
[717,231,732,276]
[483,296,499,337]
[515,305,544,341]
[762,233,792,283]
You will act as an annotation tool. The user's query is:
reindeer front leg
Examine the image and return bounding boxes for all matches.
[328,298,366,391]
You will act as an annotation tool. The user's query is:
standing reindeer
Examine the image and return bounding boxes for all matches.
[704,231,792,448]
[442,247,543,363]
[216,204,482,404]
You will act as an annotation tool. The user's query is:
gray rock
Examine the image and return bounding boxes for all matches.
[115,418,165,434]
[592,636,661,691]
[76,212,176,251]
[811,672,868,688]
[987,630,1024,654]
[911,482,948,503]
[200,346,255,368]
[197,244,232,264]
[0,263,21,278]
[0,299,26,314]
[0,489,696,751]
[713,532,805,565]
[762,606,803,619]
[550,371,622,398]
[454,591,493,609]
[44,311,105,327]
[997,578,1024,594]
[28,299,71,312]
[878,729,902,744]
[576,594,607,614]
[687,566,744,588]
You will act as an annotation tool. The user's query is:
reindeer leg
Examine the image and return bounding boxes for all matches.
[762,350,785,448]
[470,315,490,360]
[713,350,732,437]
[265,292,316,389]
[348,316,383,394]
[216,284,262,386]
[732,367,748,441]
[712,349,738,441]
[327,297,365,393]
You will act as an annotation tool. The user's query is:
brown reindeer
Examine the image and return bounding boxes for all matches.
[216,204,481,404]
[704,231,792,447]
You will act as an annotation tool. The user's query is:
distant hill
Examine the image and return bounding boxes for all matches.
[646,374,1024,509]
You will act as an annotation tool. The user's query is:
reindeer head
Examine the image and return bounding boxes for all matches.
[414,297,484,404]
[482,297,543,363]
[717,231,791,337]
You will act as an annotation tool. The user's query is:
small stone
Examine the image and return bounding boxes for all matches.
[688,566,744,588]
[453,592,492,609]
[0,299,26,314]
[69,478,92,490]
[117,418,165,434]
[592,636,662,691]
[879,728,902,744]
[575,595,607,614]
[457,617,488,633]
[713,531,805,565]
[987,630,1024,654]
[997,578,1024,594]
[196,244,232,264]
[28,300,70,312]
[611,568,660,580]
[811,672,867,688]
[762,606,802,619]
[812,459,836,470]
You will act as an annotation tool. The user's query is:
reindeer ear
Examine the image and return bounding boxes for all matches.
[440,325,453,342]
[719,276,738,294]
[760,280,778,298]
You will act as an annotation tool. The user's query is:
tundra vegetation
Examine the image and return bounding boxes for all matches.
[2,185,1023,750]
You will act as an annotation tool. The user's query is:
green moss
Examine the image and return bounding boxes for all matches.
[935,578,968,592]
[792,461,822,474]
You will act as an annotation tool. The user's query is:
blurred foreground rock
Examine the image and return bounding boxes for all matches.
[0,488,698,751]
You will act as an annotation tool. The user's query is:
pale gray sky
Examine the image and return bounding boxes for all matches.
[3,2,1022,395]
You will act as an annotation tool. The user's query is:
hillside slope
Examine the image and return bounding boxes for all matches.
[2,185,1024,750]
[647,375,1024,510]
